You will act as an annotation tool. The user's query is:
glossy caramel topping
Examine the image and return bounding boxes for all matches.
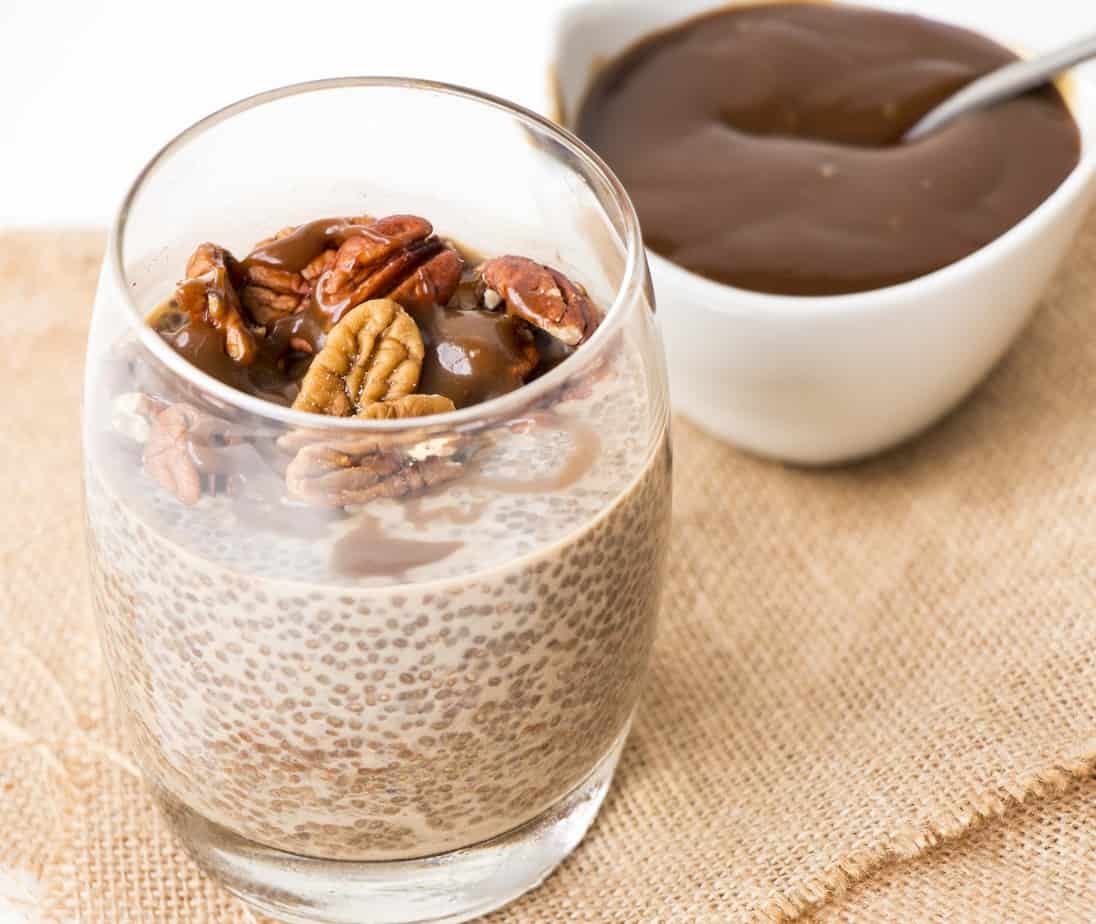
[151,302,304,405]
[576,3,1081,295]
[244,217,373,273]
[417,308,538,408]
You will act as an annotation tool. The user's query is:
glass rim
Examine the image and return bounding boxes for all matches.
[108,76,647,432]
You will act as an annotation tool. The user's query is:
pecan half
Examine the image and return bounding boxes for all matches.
[292,299,424,417]
[388,247,465,313]
[285,433,464,506]
[358,394,456,420]
[141,404,208,505]
[301,249,338,283]
[142,403,264,504]
[321,215,464,319]
[324,216,433,295]
[239,263,312,324]
[177,244,257,364]
[478,256,600,346]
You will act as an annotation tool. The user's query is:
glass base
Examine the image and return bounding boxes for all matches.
[157,729,628,924]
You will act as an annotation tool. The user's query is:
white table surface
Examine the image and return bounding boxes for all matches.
[1,1,1093,921]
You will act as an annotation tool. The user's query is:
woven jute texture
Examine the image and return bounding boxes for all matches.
[2,226,1095,923]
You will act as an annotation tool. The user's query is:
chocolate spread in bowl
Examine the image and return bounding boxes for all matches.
[575,2,1081,295]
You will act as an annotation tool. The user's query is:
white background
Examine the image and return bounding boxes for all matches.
[1,0,1094,227]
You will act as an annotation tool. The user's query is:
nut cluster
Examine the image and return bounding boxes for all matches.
[130,212,604,508]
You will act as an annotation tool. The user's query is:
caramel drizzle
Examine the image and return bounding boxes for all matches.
[467,414,601,495]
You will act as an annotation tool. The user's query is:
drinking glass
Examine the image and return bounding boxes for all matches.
[83,77,671,924]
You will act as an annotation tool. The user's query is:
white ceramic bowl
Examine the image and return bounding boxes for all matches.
[552,0,1096,464]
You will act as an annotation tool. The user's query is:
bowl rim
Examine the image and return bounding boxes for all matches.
[552,0,1096,317]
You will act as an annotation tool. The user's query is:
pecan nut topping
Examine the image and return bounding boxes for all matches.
[321,215,464,319]
[142,403,261,505]
[141,403,222,506]
[238,216,373,324]
[324,215,432,294]
[292,299,424,416]
[478,256,600,346]
[285,433,465,507]
[358,394,456,420]
[178,244,257,364]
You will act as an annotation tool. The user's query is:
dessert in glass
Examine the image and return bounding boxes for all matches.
[83,78,671,924]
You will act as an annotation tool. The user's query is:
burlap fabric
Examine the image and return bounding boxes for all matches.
[2,225,1095,923]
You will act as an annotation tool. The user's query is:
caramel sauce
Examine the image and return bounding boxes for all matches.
[466,414,602,495]
[243,217,372,273]
[416,307,535,408]
[332,511,463,578]
[152,231,574,412]
[152,304,303,406]
[329,412,602,576]
[575,3,1081,295]
[403,494,492,531]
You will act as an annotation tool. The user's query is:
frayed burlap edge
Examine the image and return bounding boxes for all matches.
[756,740,1096,922]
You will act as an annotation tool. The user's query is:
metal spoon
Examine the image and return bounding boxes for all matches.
[905,32,1096,141]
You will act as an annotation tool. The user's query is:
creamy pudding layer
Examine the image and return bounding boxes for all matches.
[88,434,669,860]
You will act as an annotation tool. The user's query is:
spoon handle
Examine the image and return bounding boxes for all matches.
[905,32,1096,141]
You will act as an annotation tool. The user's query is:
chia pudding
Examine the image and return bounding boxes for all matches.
[85,212,671,861]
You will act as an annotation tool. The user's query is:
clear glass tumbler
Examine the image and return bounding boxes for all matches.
[83,78,671,924]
